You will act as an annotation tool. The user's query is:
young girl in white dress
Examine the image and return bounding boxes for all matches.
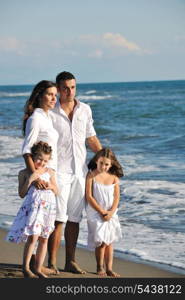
[85,148,124,277]
[6,141,58,278]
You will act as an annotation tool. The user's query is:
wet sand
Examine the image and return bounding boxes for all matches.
[0,228,184,278]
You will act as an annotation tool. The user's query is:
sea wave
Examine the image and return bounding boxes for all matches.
[0,80,185,276]
[85,90,97,94]
[0,135,23,159]
[78,94,112,100]
[0,92,31,98]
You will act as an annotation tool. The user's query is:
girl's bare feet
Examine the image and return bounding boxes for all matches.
[35,271,48,278]
[32,266,49,278]
[30,257,57,275]
[106,270,120,277]
[22,268,38,278]
[97,266,107,276]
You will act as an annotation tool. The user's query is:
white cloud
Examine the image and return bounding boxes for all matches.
[175,35,185,41]
[0,37,64,57]
[88,49,103,58]
[78,32,149,57]
[78,34,98,45]
[0,32,150,61]
[0,37,25,54]
[103,32,141,51]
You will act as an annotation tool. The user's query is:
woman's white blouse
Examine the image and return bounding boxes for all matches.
[22,108,59,170]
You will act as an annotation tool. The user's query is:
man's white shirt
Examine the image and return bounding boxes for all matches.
[51,100,96,177]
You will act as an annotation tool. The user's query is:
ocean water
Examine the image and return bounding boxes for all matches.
[0,80,185,275]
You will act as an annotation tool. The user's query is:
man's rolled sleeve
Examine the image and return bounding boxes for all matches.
[86,106,96,138]
[22,117,40,155]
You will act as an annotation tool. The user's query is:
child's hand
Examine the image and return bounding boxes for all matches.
[45,182,52,190]
[100,210,109,221]
[102,210,113,221]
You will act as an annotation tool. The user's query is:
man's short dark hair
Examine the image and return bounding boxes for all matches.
[56,71,76,86]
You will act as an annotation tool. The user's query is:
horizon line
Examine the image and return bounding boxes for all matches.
[0,78,185,87]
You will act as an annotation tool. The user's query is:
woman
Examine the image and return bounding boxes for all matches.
[22,80,59,173]
[21,80,59,275]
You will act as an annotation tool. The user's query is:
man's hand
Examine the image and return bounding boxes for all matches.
[86,136,102,153]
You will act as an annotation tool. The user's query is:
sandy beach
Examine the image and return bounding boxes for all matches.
[0,228,184,279]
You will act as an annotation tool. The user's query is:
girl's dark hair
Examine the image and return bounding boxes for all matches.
[22,80,56,135]
[31,141,52,159]
[88,148,124,178]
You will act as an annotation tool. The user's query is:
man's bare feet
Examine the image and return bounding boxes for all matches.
[97,266,107,277]
[47,263,60,275]
[64,261,86,274]
[42,266,58,275]
[22,268,38,278]
[106,270,120,277]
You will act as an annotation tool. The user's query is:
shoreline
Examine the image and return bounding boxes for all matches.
[0,228,184,278]
[78,242,185,277]
[1,213,185,277]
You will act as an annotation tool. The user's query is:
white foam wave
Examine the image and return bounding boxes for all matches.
[0,135,23,159]
[85,90,96,95]
[1,140,185,274]
[0,160,23,216]
[122,223,185,271]
[126,248,148,258]
[78,216,185,273]
[123,179,185,202]
[0,92,30,97]
[2,221,13,226]
[78,94,112,100]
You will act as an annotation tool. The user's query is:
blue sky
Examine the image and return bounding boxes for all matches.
[0,0,185,84]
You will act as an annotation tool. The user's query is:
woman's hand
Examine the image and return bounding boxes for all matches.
[29,171,40,183]
[29,167,48,189]
[33,178,48,189]
[45,181,53,190]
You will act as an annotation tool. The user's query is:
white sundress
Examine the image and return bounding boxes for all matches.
[86,179,122,249]
[6,171,56,243]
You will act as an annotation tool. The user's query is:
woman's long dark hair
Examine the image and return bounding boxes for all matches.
[88,148,124,178]
[22,80,56,136]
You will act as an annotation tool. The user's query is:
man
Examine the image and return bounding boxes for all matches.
[48,71,102,274]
